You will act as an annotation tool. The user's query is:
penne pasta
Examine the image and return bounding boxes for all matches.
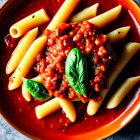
[87,42,140,115]
[8,36,47,90]
[35,98,61,119]
[106,76,140,109]
[107,26,130,44]
[70,3,99,23]
[10,9,50,38]
[47,0,80,31]
[22,75,43,102]
[88,5,122,28]
[22,84,31,102]
[35,97,81,119]
[56,98,76,122]
[6,27,38,74]
[72,97,81,102]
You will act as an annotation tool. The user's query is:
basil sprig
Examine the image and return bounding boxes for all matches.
[65,48,88,97]
[22,78,51,101]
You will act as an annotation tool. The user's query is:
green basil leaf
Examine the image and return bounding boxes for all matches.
[22,77,51,101]
[65,48,88,97]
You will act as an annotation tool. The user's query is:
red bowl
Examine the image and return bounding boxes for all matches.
[0,0,139,139]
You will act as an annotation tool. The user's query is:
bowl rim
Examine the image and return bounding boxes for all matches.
[0,0,140,139]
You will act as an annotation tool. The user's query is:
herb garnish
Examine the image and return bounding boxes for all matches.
[22,77,51,101]
[65,48,88,97]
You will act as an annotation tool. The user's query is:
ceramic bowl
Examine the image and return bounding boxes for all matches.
[0,0,139,139]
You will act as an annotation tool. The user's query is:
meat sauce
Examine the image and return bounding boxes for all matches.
[0,0,140,139]
[35,21,113,102]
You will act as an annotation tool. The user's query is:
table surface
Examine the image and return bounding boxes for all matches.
[0,0,140,139]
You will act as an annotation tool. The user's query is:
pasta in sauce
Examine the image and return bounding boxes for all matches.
[1,0,140,138]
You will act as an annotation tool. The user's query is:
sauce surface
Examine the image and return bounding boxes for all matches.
[35,21,112,102]
[0,0,140,139]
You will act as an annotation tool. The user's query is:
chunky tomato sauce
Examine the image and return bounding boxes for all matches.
[0,0,140,139]
[35,21,113,102]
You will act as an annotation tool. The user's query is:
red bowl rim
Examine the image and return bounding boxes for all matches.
[0,0,140,139]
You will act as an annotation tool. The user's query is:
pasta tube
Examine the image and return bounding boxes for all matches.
[10,9,50,38]
[35,98,61,119]
[107,26,130,44]
[56,98,76,122]
[106,76,140,109]
[87,42,140,115]
[88,5,122,28]
[35,97,81,119]
[47,0,80,31]
[6,27,38,74]
[22,84,31,102]
[8,36,47,90]
[70,3,99,22]
[22,75,43,102]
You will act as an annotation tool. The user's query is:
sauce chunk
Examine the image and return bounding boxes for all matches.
[35,21,113,102]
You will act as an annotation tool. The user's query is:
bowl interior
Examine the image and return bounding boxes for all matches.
[0,0,140,139]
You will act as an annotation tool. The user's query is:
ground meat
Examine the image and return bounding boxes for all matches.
[35,21,113,102]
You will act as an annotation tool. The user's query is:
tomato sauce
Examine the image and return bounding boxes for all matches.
[0,0,140,139]
[35,21,113,102]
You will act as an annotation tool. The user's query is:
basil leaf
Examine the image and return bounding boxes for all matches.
[65,48,88,97]
[22,78,51,101]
